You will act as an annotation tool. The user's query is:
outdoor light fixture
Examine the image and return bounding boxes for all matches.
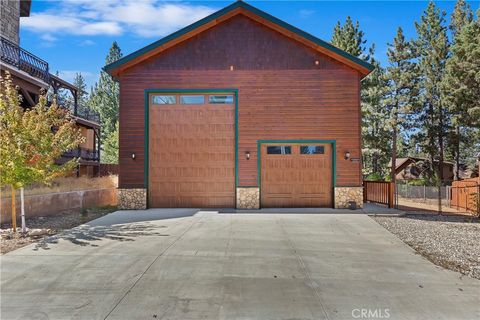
[315,60,319,65]
[230,65,234,71]
[245,151,251,160]
[131,153,136,159]
[344,151,351,160]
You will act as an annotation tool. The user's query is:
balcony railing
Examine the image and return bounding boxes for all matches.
[63,147,100,162]
[56,96,101,124]
[0,36,50,83]
[1,36,101,125]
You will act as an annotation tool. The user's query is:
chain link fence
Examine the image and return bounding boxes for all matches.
[396,184,447,200]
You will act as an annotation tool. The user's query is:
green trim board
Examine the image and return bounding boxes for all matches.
[143,88,239,207]
[104,1,374,75]
[256,140,337,204]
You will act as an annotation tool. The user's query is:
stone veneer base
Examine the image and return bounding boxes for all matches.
[236,187,260,209]
[118,188,147,210]
[334,187,363,209]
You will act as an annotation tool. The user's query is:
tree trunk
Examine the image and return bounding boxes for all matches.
[391,126,398,183]
[11,186,17,232]
[454,125,460,181]
[373,152,379,174]
[21,187,26,233]
[438,108,445,215]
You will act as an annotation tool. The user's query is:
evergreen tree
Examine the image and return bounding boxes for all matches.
[73,73,88,107]
[102,121,119,164]
[443,9,480,175]
[443,2,476,180]
[414,1,450,212]
[331,16,368,58]
[332,18,389,176]
[384,27,419,182]
[89,42,122,162]
[450,0,473,37]
[361,51,390,177]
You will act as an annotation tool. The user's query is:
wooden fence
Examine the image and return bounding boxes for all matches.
[363,181,395,208]
[450,177,479,215]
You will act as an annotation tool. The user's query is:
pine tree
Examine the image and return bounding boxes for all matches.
[89,42,122,162]
[332,18,389,176]
[443,9,480,176]
[443,1,475,180]
[414,1,450,213]
[102,121,119,164]
[384,27,419,183]
[361,51,390,177]
[450,0,473,37]
[73,73,88,107]
[331,16,368,58]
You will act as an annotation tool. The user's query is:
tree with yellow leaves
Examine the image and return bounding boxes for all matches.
[0,73,84,232]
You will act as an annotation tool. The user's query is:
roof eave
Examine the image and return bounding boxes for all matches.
[104,1,374,77]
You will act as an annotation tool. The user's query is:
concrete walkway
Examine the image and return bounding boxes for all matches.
[1,210,478,320]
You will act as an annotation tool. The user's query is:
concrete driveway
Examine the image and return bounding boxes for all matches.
[1,210,478,320]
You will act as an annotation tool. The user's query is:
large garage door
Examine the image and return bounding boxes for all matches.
[148,93,235,207]
[261,144,333,207]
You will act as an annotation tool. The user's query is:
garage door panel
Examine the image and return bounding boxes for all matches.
[148,94,235,208]
[261,143,333,208]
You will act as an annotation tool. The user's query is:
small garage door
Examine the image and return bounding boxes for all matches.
[148,93,235,207]
[261,144,333,207]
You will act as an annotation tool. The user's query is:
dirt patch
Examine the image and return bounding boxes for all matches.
[397,198,472,215]
[1,207,116,254]
[372,214,480,280]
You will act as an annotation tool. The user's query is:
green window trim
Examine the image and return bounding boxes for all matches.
[144,89,239,208]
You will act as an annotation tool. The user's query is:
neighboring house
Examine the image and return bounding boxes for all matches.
[393,157,456,183]
[0,0,101,177]
[104,1,374,209]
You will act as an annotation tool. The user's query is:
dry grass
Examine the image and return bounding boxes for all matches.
[1,175,118,198]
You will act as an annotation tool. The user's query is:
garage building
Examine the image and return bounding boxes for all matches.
[104,1,373,209]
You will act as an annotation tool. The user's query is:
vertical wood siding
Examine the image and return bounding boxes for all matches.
[117,14,362,189]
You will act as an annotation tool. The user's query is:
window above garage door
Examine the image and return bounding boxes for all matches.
[151,94,234,106]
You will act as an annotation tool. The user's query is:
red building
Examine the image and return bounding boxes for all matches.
[105,1,373,209]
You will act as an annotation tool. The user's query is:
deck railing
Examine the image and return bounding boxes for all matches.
[63,147,100,162]
[57,96,101,124]
[364,181,395,208]
[0,36,50,83]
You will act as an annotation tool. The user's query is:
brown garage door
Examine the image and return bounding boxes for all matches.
[261,144,333,207]
[148,93,235,207]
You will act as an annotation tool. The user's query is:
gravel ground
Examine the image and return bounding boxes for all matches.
[1,207,116,254]
[372,215,480,280]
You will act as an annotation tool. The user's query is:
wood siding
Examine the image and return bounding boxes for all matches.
[118,14,362,189]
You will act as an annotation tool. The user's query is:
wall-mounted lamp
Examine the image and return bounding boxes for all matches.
[315,60,319,66]
[131,153,136,159]
[245,151,250,160]
[230,65,234,71]
[344,151,351,160]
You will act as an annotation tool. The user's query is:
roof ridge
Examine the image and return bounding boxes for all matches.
[104,1,374,76]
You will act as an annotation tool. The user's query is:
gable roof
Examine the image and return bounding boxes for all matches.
[104,1,374,77]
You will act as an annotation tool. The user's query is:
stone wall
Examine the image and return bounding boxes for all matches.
[334,187,363,209]
[118,188,147,210]
[1,188,118,224]
[0,0,20,44]
[236,187,260,209]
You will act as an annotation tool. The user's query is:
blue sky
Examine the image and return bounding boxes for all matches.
[20,0,480,89]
